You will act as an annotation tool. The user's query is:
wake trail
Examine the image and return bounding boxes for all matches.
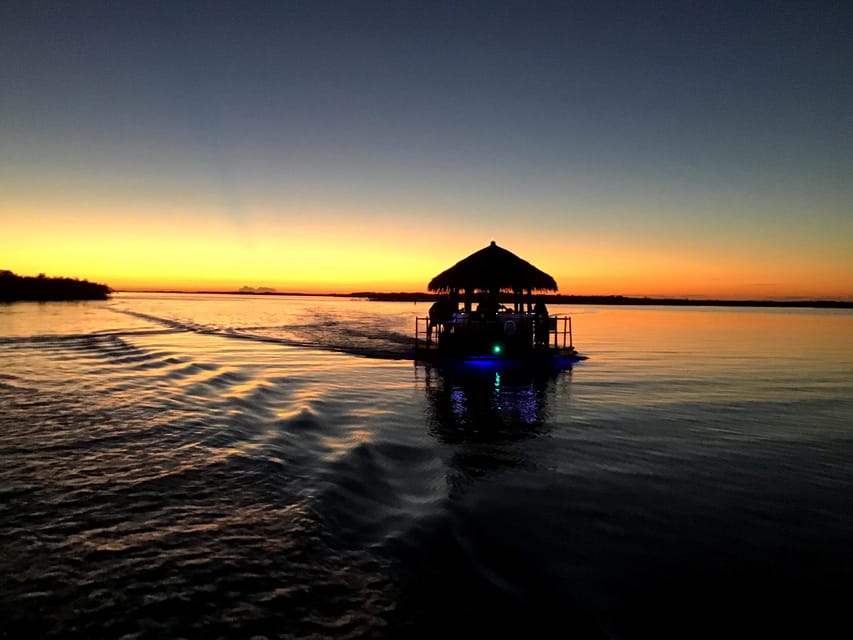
[108,308,415,360]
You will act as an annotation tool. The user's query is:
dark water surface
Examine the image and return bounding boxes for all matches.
[2,294,852,638]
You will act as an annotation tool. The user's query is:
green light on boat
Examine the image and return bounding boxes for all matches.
[492,344,502,354]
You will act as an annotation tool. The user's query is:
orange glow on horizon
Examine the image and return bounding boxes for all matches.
[3,203,851,301]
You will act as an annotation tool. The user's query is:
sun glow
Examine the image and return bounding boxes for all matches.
[3,198,850,299]
[2,205,450,292]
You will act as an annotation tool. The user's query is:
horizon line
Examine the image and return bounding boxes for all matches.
[113,289,853,309]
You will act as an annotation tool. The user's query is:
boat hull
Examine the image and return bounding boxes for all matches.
[414,345,584,370]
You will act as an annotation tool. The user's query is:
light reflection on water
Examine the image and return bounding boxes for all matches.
[1,293,852,638]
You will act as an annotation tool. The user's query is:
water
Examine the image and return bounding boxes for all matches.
[2,293,852,638]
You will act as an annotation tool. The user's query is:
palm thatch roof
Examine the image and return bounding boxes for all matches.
[428,241,558,293]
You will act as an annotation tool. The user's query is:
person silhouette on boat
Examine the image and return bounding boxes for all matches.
[534,298,549,346]
[428,295,455,342]
[476,296,500,320]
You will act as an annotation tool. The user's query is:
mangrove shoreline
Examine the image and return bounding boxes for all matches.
[1,271,111,302]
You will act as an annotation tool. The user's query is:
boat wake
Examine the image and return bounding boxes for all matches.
[110,308,416,360]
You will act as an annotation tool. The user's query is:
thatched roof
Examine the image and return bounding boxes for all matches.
[428,241,558,293]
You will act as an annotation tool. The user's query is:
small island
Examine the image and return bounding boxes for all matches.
[0,270,111,302]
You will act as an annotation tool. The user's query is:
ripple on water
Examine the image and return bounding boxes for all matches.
[3,299,852,639]
[0,372,399,639]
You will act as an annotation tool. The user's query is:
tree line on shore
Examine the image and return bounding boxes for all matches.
[0,271,111,302]
[354,291,852,309]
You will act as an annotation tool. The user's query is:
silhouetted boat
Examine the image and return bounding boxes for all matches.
[414,242,582,368]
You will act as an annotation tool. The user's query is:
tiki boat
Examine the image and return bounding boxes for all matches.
[414,241,582,368]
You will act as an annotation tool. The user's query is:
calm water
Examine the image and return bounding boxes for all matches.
[2,293,852,638]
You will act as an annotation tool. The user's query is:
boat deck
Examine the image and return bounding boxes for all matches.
[414,313,580,366]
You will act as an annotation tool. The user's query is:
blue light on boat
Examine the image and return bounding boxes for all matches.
[464,358,499,367]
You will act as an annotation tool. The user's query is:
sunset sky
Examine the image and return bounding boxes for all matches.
[2,1,851,299]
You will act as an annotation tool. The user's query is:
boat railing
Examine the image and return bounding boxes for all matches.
[415,314,572,351]
[551,315,573,350]
[415,315,445,349]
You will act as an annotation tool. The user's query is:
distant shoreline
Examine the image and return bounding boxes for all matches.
[1,271,111,302]
[117,289,853,309]
[358,292,853,309]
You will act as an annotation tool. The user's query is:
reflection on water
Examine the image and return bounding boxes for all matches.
[421,363,564,501]
[422,363,562,441]
[392,364,610,638]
